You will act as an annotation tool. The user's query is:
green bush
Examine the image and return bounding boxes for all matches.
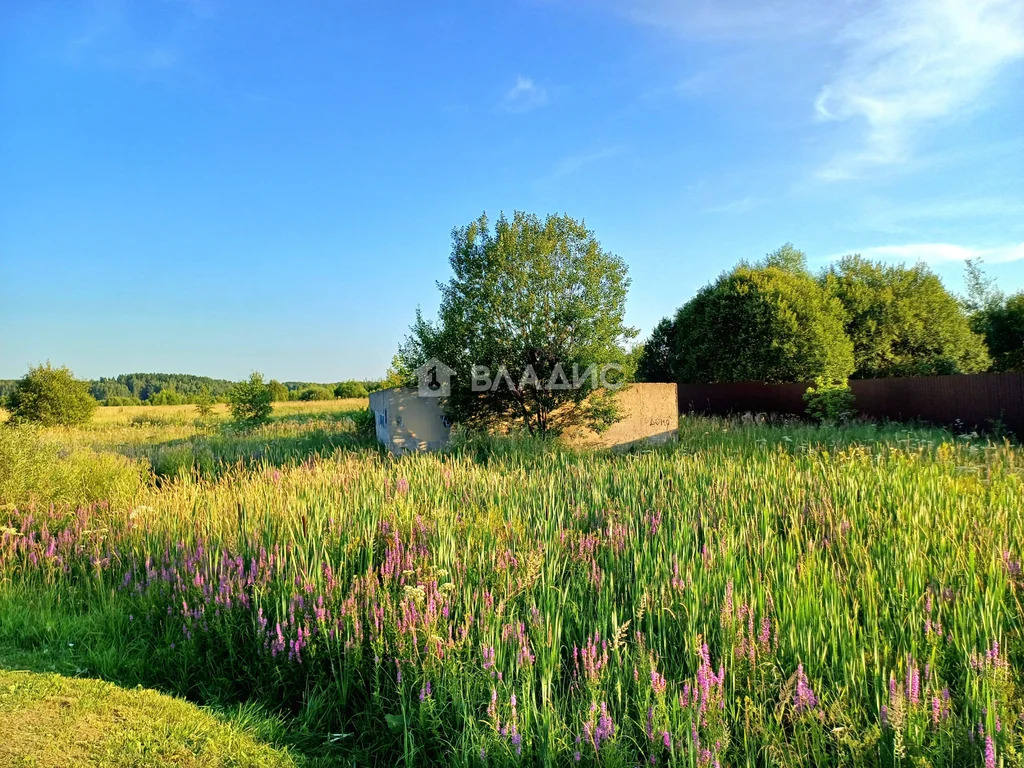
[148,390,186,406]
[193,390,215,417]
[5,364,97,427]
[150,444,217,480]
[349,407,376,439]
[334,381,369,399]
[227,373,274,424]
[803,378,856,424]
[298,386,333,401]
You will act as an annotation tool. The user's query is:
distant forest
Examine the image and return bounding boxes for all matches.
[0,373,382,406]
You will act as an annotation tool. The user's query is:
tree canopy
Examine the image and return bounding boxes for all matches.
[334,381,369,399]
[976,292,1024,372]
[266,380,290,403]
[822,256,990,378]
[5,363,97,426]
[401,212,636,435]
[635,317,677,383]
[672,264,854,384]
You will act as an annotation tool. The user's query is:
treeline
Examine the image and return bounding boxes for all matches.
[0,373,383,407]
[637,247,1024,385]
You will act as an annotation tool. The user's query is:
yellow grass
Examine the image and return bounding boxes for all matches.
[90,398,367,425]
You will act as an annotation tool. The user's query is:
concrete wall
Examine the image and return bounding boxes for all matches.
[562,383,679,449]
[370,383,678,454]
[369,388,451,455]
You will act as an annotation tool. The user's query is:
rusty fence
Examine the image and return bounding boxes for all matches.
[677,372,1024,435]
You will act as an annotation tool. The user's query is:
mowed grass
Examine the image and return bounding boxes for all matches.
[0,405,1022,766]
[0,666,298,767]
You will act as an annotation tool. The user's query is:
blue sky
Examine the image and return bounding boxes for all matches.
[2,0,1022,381]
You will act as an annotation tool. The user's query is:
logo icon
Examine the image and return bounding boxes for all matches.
[415,358,454,397]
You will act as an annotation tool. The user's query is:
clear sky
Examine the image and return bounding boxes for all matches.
[2,0,1023,382]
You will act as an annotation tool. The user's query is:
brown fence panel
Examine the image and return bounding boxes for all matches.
[677,381,808,416]
[677,373,1024,435]
[848,373,1024,434]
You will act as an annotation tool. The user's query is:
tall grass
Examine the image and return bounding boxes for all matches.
[0,426,148,509]
[0,415,1021,766]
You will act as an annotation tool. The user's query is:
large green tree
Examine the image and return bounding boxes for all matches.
[976,292,1024,372]
[402,212,636,435]
[635,317,678,383]
[673,265,854,384]
[822,256,990,378]
[266,379,290,403]
[5,363,97,426]
[961,259,1023,373]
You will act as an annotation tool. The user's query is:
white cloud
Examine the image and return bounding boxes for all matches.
[836,242,1024,265]
[500,76,548,113]
[815,0,1024,179]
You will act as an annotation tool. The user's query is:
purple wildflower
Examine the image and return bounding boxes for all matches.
[793,664,818,715]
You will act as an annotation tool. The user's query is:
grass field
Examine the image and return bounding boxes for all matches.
[0,401,1021,766]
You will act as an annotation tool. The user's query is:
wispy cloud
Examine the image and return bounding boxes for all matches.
[814,0,1024,180]
[834,241,1024,265]
[500,75,548,113]
[64,0,215,74]
[701,196,764,215]
[546,146,626,182]
[860,197,1024,234]
[616,0,839,41]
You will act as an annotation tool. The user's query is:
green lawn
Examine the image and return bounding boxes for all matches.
[0,663,297,767]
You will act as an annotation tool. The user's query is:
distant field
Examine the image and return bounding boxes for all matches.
[0,398,368,425]
[92,397,368,423]
[0,403,1021,766]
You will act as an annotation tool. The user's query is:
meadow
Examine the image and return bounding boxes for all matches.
[0,401,1021,767]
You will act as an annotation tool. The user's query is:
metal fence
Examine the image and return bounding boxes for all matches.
[677,372,1024,435]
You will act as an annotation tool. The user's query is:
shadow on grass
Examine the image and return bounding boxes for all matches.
[0,596,356,767]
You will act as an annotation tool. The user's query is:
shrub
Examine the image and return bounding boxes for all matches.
[803,378,856,424]
[227,373,274,424]
[334,381,369,399]
[349,407,377,440]
[148,390,186,406]
[298,386,333,401]
[4,364,97,427]
[150,443,217,480]
[194,390,215,418]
